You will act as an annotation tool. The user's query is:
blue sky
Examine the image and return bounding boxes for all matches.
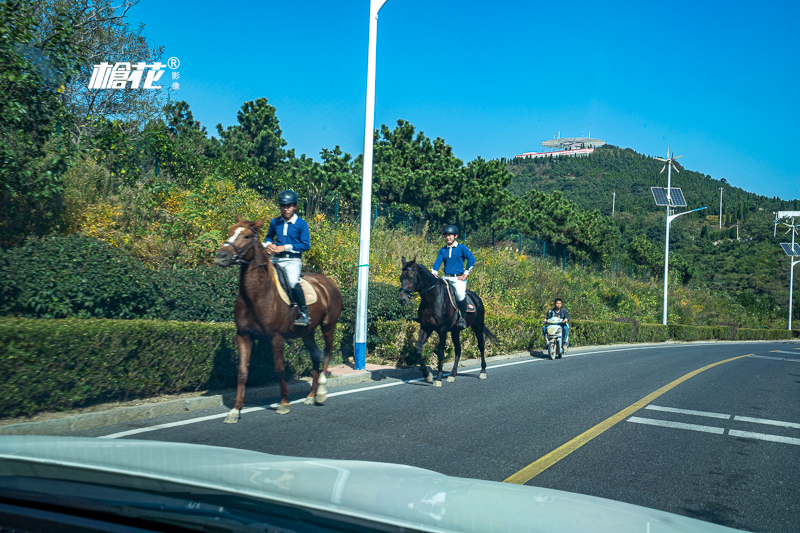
[131,0,799,200]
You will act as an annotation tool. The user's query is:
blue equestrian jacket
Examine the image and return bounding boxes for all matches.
[432,242,476,276]
[263,214,310,254]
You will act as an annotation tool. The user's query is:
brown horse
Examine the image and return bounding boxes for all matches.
[214,216,343,422]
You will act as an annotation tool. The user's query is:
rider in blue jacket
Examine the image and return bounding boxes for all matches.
[263,190,311,326]
[431,224,476,329]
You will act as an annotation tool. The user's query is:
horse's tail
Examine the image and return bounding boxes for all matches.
[483,324,497,343]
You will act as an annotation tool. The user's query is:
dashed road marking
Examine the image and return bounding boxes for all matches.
[503,354,753,485]
[627,416,725,434]
[769,350,800,356]
[751,355,800,363]
[728,430,800,446]
[734,416,800,430]
[645,405,730,419]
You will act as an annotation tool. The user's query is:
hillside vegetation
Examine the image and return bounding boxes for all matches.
[1,0,795,336]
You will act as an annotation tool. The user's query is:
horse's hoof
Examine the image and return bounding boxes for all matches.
[479,372,487,380]
[315,393,327,405]
[446,376,455,383]
[276,405,290,415]
[424,374,433,383]
[304,396,314,405]
[223,409,240,424]
[433,380,442,387]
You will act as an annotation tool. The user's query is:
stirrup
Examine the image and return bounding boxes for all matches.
[294,311,311,326]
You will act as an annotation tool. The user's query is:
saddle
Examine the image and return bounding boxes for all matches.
[272,266,318,306]
[444,280,476,313]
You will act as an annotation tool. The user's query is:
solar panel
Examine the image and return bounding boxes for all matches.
[651,187,688,207]
[668,188,687,207]
[780,243,800,257]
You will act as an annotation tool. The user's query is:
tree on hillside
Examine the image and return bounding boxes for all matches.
[0,0,82,244]
[501,190,618,263]
[372,120,463,221]
[35,0,165,143]
[216,98,291,193]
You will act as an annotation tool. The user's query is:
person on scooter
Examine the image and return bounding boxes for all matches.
[263,189,311,326]
[431,224,476,329]
[543,298,569,352]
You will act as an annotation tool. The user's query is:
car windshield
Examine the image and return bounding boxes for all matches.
[1,1,798,533]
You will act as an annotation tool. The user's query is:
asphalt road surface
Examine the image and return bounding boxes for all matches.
[71,341,800,532]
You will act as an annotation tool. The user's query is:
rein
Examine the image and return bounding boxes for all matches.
[400,268,440,298]
[222,226,268,267]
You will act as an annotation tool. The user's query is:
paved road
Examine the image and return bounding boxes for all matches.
[71,342,800,532]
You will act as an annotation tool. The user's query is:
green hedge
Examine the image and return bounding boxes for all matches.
[736,328,793,340]
[2,315,794,419]
[0,318,318,418]
[638,323,670,342]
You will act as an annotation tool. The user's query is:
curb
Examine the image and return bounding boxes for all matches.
[1,339,794,436]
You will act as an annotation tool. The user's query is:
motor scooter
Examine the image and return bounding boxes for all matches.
[544,316,565,360]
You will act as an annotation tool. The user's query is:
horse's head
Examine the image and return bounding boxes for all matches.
[215,216,264,267]
[398,256,419,306]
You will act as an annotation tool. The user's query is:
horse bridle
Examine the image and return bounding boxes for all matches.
[399,266,439,298]
[222,226,268,267]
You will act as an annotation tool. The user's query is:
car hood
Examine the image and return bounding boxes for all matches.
[0,436,741,533]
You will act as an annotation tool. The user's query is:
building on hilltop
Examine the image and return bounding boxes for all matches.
[515,135,606,159]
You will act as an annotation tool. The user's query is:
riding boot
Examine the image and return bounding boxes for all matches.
[457,298,467,329]
[291,284,311,327]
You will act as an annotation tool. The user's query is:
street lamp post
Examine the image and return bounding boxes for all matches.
[354,0,389,370]
[662,206,707,325]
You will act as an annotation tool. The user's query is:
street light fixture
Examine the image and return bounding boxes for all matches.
[354,0,389,370]
[779,218,800,331]
[652,147,707,325]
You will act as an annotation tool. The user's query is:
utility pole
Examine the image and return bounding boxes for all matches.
[612,191,616,217]
[719,187,724,229]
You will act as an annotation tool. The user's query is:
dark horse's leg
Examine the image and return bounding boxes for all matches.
[433,330,448,387]
[474,314,487,380]
[272,334,291,414]
[302,333,324,406]
[447,328,462,383]
[416,328,433,383]
[225,333,252,423]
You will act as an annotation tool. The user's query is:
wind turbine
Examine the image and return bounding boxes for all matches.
[654,147,684,205]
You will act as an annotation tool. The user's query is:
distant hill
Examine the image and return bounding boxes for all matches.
[505,146,800,323]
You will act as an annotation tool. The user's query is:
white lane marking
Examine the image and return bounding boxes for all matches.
[645,405,730,419]
[733,416,800,430]
[728,430,800,446]
[750,355,800,363]
[769,350,800,356]
[96,344,738,438]
[627,417,725,434]
[99,407,266,439]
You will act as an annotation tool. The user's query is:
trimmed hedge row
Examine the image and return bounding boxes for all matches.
[1,317,793,419]
[0,318,317,418]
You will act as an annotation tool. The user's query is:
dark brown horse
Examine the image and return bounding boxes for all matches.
[215,217,343,422]
[397,257,496,386]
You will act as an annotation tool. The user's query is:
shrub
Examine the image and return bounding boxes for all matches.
[0,234,158,319]
[638,323,670,342]
[0,317,316,419]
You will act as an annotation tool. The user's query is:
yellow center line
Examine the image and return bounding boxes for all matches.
[503,353,753,485]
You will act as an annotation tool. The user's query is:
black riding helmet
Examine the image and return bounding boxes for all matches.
[442,224,459,236]
[278,189,299,205]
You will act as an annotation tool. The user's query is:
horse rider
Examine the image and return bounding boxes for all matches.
[543,297,569,352]
[263,189,311,326]
[431,224,476,330]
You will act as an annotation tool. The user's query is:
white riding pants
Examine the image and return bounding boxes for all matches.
[443,276,467,301]
[272,257,302,287]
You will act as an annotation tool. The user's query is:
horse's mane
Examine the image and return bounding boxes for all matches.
[408,259,439,285]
